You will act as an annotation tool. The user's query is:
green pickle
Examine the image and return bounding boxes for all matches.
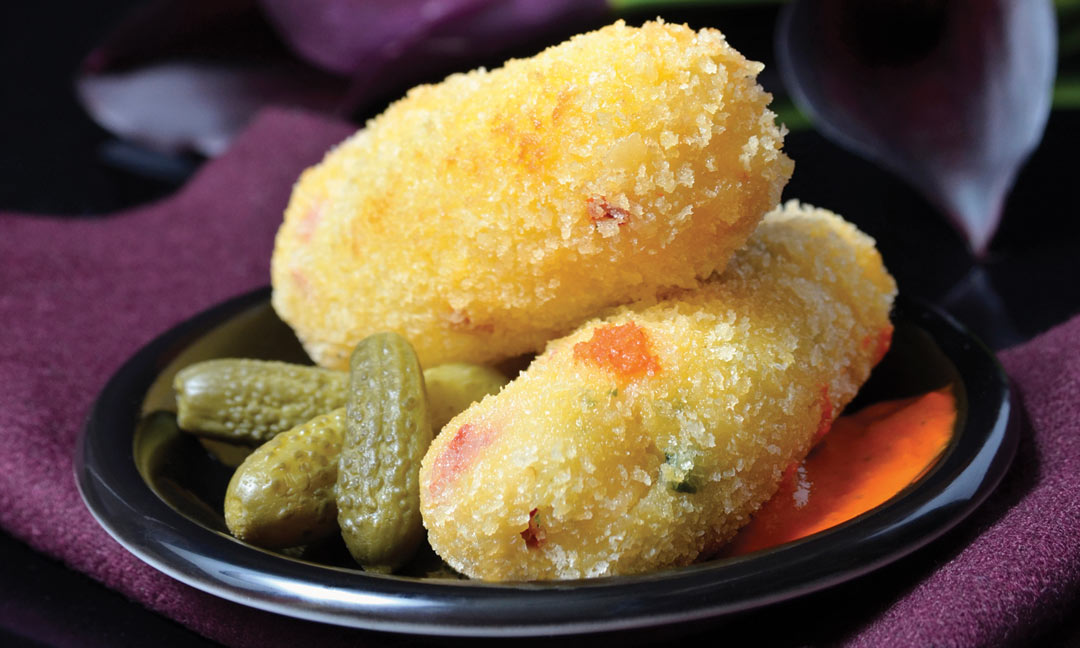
[186,353,503,563]
[423,362,508,431]
[337,333,433,572]
[176,358,504,445]
[224,408,346,548]
[174,359,347,444]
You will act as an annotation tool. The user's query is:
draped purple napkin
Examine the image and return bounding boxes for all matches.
[0,108,1077,647]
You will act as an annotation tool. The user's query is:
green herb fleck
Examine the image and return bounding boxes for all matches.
[662,449,703,494]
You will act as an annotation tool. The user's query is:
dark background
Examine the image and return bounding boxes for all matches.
[1,1,1077,646]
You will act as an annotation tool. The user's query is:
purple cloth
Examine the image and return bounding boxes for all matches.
[0,108,1077,647]
[848,323,1080,646]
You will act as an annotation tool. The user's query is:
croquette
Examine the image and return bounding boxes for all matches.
[270,19,793,370]
[418,202,897,580]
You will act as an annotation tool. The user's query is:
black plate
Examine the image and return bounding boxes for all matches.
[75,287,1016,636]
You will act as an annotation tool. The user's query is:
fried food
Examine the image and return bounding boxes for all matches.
[271,19,793,370]
[418,202,897,580]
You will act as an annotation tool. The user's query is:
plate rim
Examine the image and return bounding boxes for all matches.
[75,286,1017,637]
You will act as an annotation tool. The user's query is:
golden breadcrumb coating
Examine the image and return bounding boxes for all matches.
[419,202,897,581]
[271,20,793,369]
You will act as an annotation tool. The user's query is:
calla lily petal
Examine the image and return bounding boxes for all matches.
[777,0,1056,256]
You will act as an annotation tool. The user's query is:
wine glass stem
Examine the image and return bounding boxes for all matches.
[940,264,1023,351]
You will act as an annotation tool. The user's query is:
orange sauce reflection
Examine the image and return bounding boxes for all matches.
[722,386,956,557]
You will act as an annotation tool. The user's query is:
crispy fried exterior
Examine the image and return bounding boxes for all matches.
[419,203,897,580]
[271,20,792,369]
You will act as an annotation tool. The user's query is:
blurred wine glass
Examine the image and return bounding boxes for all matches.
[777,0,1057,348]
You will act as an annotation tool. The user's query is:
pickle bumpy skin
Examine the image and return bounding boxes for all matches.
[175,359,347,444]
[419,202,897,581]
[337,333,433,572]
[271,19,793,370]
[220,362,505,550]
[224,408,345,548]
[176,359,506,444]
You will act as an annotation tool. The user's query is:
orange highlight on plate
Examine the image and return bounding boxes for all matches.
[722,386,955,557]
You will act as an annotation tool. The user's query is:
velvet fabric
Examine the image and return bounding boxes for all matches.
[1,109,1076,647]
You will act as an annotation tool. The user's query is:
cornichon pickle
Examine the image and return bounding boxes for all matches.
[224,408,345,548]
[214,360,501,553]
[422,362,508,432]
[175,359,347,444]
[337,333,433,572]
[176,358,503,445]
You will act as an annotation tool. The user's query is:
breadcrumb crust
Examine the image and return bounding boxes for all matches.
[271,20,792,369]
[419,203,897,581]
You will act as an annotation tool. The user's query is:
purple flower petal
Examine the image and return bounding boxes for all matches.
[258,0,609,112]
[257,0,610,75]
[79,61,345,157]
[78,0,609,156]
[778,0,1056,256]
[77,0,350,156]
